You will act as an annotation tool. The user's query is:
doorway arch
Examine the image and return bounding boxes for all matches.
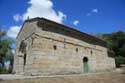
[83,57,89,73]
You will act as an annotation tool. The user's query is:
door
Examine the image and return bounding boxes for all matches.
[83,57,89,73]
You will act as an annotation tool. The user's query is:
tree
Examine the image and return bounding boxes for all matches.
[95,31,125,57]
[0,29,14,73]
[95,31,125,67]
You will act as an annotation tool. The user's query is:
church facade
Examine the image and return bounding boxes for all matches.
[13,18,115,75]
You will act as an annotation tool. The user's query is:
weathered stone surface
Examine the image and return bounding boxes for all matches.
[0,71,125,83]
[13,18,115,75]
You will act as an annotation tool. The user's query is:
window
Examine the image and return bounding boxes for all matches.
[24,54,27,66]
[90,50,93,55]
[19,40,27,53]
[76,48,78,52]
[53,45,57,50]
[64,38,66,48]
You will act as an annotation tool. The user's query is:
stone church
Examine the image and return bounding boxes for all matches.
[13,17,115,76]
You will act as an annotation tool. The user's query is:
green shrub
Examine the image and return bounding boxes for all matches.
[115,56,125,67]
[0,67,9,74]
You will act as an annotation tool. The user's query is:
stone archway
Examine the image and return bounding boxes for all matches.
[18,40,27,73]
[83,57,89,73]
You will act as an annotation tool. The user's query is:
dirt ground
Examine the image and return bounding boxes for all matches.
[0,70,125,83]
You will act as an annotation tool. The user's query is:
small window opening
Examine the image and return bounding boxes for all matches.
[24,54,27,66]
[53,45,57,50]
[64,38,66,48]
[76,48,78,52]
[90,50,93,55]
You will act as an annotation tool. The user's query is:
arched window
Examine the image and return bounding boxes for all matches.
[53,45,57,50]
[90,50,93,55]
[76,48,78,52]
[19,40,27,53]
[24,53,27,66]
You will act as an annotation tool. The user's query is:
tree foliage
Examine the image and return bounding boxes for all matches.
[0,29,14,73]
[95,31,125,67]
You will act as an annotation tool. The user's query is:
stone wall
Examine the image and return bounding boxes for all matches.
[13,21,37,74]
[13,19,115,75]
[24,21,115,75]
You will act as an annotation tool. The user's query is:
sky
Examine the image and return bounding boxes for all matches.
[0,0,125,39]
